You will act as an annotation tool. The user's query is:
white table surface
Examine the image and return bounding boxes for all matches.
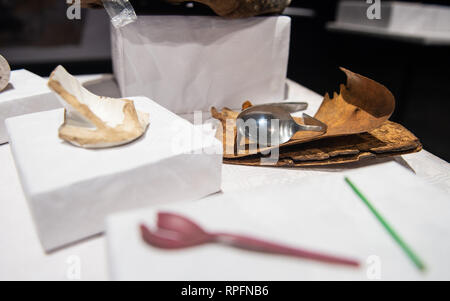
[0,75,449,281]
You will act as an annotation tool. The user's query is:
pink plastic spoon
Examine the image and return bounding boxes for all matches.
[140,212,359,267]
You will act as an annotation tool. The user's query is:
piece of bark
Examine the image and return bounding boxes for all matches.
[223,121,422,167]
[212,67,396,159]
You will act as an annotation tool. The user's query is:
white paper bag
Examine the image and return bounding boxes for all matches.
[111,16,291,114]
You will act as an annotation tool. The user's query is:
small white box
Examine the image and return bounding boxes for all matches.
[6,97,222,252]
[0,69,60,144]
[111,16,291,114]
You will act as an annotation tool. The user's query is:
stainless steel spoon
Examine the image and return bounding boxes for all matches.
[236,104,327,148]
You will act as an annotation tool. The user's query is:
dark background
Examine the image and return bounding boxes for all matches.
[2,0,449,161]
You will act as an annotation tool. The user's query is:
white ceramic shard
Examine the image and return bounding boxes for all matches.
[0,55,10,92]
[48,65,149,148]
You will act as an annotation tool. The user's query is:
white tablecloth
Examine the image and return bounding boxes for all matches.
[0,76,448,281]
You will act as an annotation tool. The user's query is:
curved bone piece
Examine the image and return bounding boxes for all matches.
[48,66,149,148]
[0,54,11,92]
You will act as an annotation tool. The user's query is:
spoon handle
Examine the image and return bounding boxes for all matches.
[213,233,359,267]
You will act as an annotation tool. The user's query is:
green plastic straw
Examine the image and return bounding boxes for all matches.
[344,177,426,271]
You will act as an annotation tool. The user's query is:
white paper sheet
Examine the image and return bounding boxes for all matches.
[107,161,450,280]
[111,16,291,114]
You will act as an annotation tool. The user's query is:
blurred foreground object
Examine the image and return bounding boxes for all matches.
[81,0,291,18]
[212,68,422,166]
[328,1,450,45]
[0,55,10,92]
[140,212,360,267]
